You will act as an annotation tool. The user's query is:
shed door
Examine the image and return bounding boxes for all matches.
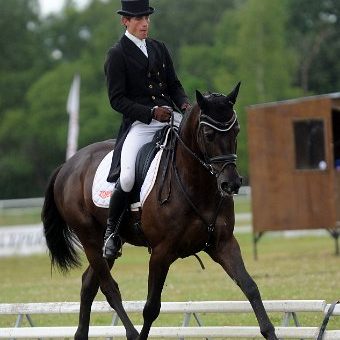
[289,99,335,230]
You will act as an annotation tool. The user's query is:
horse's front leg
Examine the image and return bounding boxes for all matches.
[207,235,278,340]
[139,247,173,340]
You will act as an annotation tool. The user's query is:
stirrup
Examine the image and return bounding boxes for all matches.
[102,233,122,260]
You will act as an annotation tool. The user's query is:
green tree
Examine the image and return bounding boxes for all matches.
[0,0,48,112]
[213,0,302,179]
[151,0,237,65]
[287,0,340,94]
[0,0,52,198]
[4,0,340,198]
[0,0,127,198]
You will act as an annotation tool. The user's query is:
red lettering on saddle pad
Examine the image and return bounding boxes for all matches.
[99,190,112,199]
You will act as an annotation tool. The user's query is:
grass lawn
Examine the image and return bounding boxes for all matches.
[1,195,339,339]
[0,208,42,226]
[1,232,339,337]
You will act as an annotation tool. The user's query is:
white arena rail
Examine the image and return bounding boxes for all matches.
[1,325,340,339]
[0,300,339,339]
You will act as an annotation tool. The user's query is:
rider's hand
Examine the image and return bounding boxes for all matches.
[152,106,171,122]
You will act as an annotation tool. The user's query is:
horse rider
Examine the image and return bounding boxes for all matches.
[103,0,192,259]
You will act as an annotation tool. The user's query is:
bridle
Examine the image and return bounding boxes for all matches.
[170,103,238,179]
[197,108,238,177]
[166,93,239,178]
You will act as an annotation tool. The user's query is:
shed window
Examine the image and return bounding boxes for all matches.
[293,119,326,170]
[332,109,340,169]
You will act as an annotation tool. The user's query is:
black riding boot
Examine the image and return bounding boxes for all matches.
[103,181,128,259]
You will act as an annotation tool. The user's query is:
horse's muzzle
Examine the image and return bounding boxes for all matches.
[218,175,243,197]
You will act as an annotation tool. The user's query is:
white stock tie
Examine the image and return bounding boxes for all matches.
[140,41,148,58]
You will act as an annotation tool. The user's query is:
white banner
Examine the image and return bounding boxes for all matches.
[0,225,46,257]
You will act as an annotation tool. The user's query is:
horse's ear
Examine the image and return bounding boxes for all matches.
[196,90,207,110]
[227,81,241,105]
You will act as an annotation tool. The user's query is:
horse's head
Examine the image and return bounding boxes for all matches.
[195,82,242,197]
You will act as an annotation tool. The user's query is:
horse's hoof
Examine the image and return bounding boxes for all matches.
[126,329,139,340]
[74,331,88,340]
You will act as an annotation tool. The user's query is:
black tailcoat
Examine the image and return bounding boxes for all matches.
[104,35,189,181]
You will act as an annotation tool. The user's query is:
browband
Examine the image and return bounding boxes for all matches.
[199,111,237,132]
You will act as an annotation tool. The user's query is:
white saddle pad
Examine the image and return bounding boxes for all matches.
[92,149,164,209]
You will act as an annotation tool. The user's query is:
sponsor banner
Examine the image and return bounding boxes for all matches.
[0,224,47,257]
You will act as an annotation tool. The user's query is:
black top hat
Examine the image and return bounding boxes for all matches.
[117,0,154,17]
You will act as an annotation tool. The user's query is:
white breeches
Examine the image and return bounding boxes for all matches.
[120,111,182,192]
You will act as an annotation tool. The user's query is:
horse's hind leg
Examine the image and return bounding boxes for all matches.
[74,266,99,340]
[75,263,112,340]
[207,235,278,340]
[80,243,139,340]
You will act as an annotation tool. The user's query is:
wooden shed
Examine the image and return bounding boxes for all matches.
[247,93,340,256]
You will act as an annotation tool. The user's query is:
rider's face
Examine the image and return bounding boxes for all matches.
[122,16,150,40]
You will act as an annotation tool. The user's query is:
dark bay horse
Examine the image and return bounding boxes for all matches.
[42,83,278,340]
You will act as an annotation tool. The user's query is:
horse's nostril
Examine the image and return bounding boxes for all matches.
[233,186,240,195]
[221,182,229,192]
[220,180,242,196]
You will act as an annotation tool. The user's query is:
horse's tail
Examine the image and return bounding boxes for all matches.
[41,165,81,273]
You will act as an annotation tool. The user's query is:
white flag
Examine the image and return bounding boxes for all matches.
[66,74,80,160]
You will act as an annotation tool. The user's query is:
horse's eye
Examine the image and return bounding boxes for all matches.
[204,129,215,142]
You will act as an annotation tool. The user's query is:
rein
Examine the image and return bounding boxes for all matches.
[173,160,225,249]
[159,108,238,250]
